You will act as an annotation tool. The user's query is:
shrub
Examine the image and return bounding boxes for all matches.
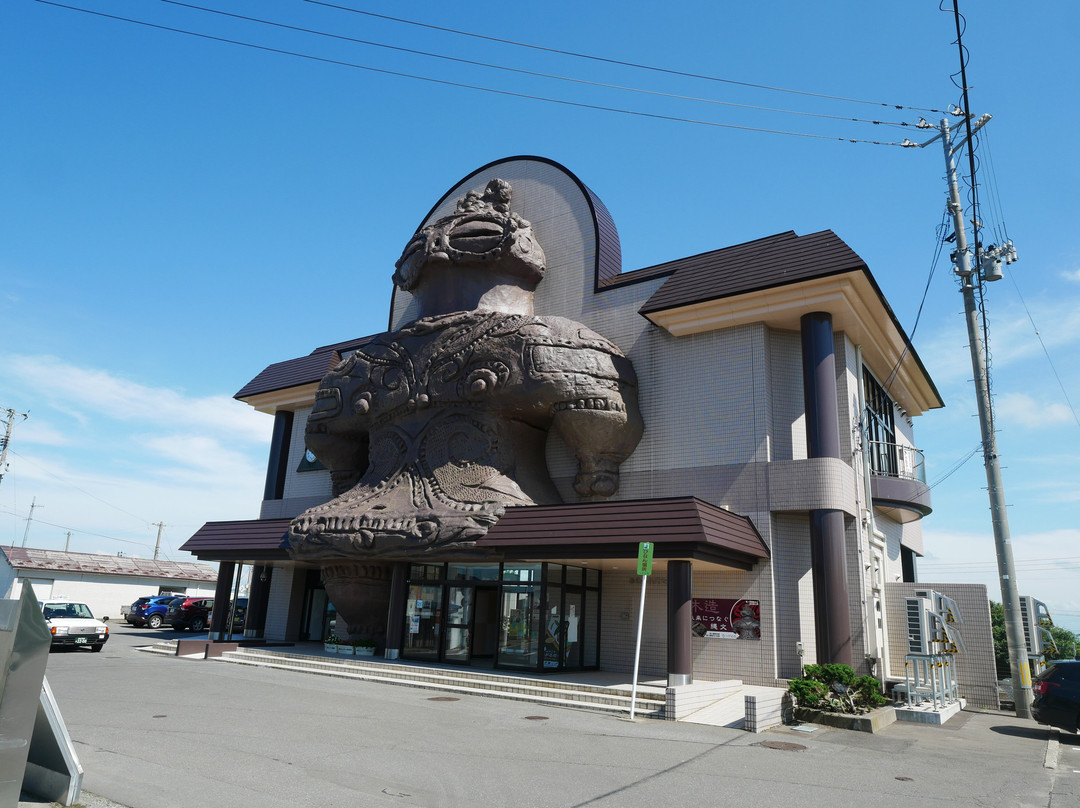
[788,664,887,714]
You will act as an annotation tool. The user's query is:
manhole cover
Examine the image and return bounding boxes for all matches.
[427,697,459,702]
[523,715,549,721]
[757,741,806,751]
[895,776,914,782]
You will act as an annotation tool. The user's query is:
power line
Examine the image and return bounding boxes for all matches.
[0,508,155,550]
[35,1,920,147]
[156,0,921,130]
[306,0,947,115]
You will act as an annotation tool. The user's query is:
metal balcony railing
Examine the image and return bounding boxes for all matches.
[866,440,926,484]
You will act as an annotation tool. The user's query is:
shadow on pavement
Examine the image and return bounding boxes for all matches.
[989,724,1053,740]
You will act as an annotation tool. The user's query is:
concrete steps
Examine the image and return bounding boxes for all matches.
[140,641,668,718]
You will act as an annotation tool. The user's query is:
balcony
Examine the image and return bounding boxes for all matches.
[867,440,932,523]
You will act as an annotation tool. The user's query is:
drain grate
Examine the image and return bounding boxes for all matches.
[757,740,807,751]
[427,696,460,702]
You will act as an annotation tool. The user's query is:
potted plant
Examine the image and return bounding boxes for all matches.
[353,638,376,657]
[324,632,340,653]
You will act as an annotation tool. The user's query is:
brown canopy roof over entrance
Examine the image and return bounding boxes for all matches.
[181,497,768,570]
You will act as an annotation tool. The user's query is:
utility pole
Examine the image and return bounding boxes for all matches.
[21,497,41,548]
[919,115,1032,718]
[152,521,165,561]
[0,408,29,491]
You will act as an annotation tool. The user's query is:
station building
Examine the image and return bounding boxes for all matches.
[183,156,991,699]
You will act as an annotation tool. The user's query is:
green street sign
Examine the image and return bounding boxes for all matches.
[636,542,654,576]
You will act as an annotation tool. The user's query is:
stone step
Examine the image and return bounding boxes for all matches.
[220,651,665,717]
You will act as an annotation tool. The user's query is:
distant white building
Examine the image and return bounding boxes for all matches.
[1,546,217,621]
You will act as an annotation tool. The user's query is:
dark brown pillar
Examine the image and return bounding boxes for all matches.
[210,561,236,641]
[667,560,693,686]
[801,312,852,666]
[263,411,293,501]
[384,562,408,659]
[244,565,273,639]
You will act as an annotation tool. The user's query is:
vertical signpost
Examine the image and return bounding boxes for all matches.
[629,541,654,720]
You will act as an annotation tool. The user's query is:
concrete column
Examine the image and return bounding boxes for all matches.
[263,411,294,501]
[667,560,693,686]
[209,561,236,641]
[384,562,408,659]
[244,565,273,639]
[800,312,852,666]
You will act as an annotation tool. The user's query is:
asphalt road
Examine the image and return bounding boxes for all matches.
[19,622,1080,808]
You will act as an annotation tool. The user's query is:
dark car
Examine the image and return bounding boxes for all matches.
[167,596,214,632]
[1032,660,1080,733]
[126,595,180,629]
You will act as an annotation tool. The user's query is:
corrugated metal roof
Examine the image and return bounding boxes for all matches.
[639,230,864,314]
[234,336,375,401]
[1,545,217,581]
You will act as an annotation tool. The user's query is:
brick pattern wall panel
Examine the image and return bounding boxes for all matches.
[281,407,333,503]
[263,567,295,642]
[769,329,805,462]
[771,513,815,676]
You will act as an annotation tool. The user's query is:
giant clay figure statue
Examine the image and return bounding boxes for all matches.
[289,179,643,564]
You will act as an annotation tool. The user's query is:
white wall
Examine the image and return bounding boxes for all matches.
[11,574,213,622]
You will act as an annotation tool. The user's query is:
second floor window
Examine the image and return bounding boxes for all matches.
[863,369,897,476]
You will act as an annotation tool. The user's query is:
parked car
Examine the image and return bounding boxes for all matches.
[167,597,248,633]
[42,600,109,652]
[126,595,181,628]
[1032,660,1080,733]
[167,596,214,632]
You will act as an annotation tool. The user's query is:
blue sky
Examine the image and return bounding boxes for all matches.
[3,1,1079,635]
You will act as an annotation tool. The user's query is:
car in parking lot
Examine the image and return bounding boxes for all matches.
[42,600,110,652]
[126,595,181,628]
[167,596,248,633]
[1032,660,1080,733]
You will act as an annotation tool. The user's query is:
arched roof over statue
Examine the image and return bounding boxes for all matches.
[389,156,621,330]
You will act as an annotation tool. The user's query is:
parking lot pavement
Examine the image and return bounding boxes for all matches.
[19,622,1070,808]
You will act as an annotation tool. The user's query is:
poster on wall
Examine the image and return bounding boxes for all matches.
[691,598,761,639]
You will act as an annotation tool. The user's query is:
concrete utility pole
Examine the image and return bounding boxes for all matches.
[152,522,165,560]
[920,115,1032,719]
[0,408,29,490]
[21,497,41,548]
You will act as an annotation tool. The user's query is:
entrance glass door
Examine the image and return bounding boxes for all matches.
[404,583,442,661]
[497,585,540,667]
[444,586,473,664]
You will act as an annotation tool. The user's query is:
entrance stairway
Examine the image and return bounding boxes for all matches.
[139,641,669,718]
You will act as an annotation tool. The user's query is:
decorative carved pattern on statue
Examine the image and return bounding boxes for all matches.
[289,179,643,561]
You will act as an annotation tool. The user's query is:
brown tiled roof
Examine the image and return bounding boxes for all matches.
[479,497,768,570]
[234,336,375,400]
[1,546,217,582]
[638,230,864,314]
[179,519,291,561]
[179,499,767,569]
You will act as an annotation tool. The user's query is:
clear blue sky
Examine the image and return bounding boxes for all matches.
[3,1,1079,635]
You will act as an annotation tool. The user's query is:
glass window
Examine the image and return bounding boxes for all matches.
[447,563,500,581]
[564,590,583,669]
[863,368,898,477]
[586,568,599,589]
[498,585,541,668]
[565,565,583,587]
[543,585,563,669]
[502,564,542,583]
[403,584,443,661]
[546,563,563,585]
[409,564,444,581]
[444,587,473,664]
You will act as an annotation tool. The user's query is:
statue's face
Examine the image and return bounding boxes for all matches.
[393,179,545,292]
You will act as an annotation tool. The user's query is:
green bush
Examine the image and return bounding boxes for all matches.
[788,664,887,714]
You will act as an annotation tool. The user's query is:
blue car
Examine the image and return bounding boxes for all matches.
[126,595,181,629]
